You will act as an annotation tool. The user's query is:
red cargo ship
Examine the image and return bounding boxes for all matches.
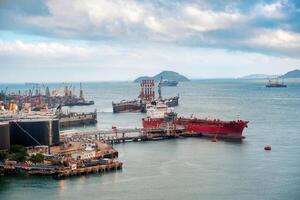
[142,103,248,140]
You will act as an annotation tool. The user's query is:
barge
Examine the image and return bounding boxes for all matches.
[58,111,97,128]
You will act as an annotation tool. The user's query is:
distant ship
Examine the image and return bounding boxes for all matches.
[112,99,146,113]
[266,78,287,88]
[160,80,178,87]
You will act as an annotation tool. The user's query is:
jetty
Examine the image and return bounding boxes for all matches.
[61,126,201,145]
[55,160,122,178]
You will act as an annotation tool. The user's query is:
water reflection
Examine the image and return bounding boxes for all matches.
[58,180,65,190]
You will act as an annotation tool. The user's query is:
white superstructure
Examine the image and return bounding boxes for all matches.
[146,102,174,119]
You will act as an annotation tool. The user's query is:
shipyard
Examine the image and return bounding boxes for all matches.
[0,83,110,178]
[0,78,250,179]
[1,1,300,199]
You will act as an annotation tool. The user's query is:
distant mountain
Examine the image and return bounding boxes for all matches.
[240,74,279,79]
[134,76,152,83]
[280,69,300,78]
[134,71,190,83]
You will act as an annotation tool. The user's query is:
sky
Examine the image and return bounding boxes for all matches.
[0,0,300,82]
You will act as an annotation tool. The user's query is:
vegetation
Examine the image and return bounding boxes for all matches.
[134,70,190,83]
[280,69,300,78]
[0,150,8,162]
[29,153,44,164]
[8,145,28,163]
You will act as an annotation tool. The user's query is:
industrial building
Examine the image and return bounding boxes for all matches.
[9,119,60,147]
[0,122,10,149]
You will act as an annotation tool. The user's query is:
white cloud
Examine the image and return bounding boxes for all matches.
[4,0,300,59]
[254,0,287,19]
[25,0,149,37]
[182,5,246,32]
[245,29,300,49]
[144,16,166,33]
[1,39,300,82]
[0,40,95,58]
[23,0,247,40]
[82,0,146,24]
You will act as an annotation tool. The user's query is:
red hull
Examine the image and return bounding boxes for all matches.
[142,117,248,139]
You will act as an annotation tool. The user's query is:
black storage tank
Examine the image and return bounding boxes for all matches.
[0,122,10,149]
[9,119,60,147]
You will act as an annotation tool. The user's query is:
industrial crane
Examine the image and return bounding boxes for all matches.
[51,83,65,97]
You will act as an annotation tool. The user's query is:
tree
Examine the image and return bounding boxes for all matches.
[9,145,28,162]
[9,145,26,154]
[0,150,8,162]
[29,153,44,164]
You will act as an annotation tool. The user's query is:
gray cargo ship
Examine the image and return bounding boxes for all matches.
[112,79,179,113]
[160,80,178,87]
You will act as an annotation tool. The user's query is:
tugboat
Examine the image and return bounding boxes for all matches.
[266,78,287,88]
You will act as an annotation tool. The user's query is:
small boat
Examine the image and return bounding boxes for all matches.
[266,78,287,88]
[160,80,178,87]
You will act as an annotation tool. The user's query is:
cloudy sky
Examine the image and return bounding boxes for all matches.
[0,0,300,82]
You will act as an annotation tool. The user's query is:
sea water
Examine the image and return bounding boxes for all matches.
[0,79,300,200]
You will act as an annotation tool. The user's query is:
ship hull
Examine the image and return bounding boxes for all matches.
[143,117,248,140]
[113,96,178,113]
[112,100,146,113]
[266,85,287,88]
[64,101,95,106]
[160,81,178,87]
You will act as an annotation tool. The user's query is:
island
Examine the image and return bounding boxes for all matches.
[240,74,279,79]
[134,70,190,83]
[280,69,300,78]
[240,69,300,80]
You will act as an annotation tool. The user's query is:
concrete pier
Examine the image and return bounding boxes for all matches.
[56,161,122,178]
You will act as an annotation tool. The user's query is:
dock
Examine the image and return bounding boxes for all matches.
[55,160,122,178]
[61,126,201,145]
[1,160,122,178]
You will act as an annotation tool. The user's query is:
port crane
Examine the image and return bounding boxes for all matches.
[51,83,65,97]
[0,87,8,108]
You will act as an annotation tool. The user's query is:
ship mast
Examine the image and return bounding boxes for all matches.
[158,76,162,100]
[79,82,84,100]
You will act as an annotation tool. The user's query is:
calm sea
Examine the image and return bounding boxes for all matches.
[0,79,300,200]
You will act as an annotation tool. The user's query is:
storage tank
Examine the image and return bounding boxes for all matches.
[0,122,10,149]
[9,119,60,147]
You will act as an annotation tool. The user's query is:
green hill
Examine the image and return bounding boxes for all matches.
[280,69,300,78]
[134,71,189,83]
